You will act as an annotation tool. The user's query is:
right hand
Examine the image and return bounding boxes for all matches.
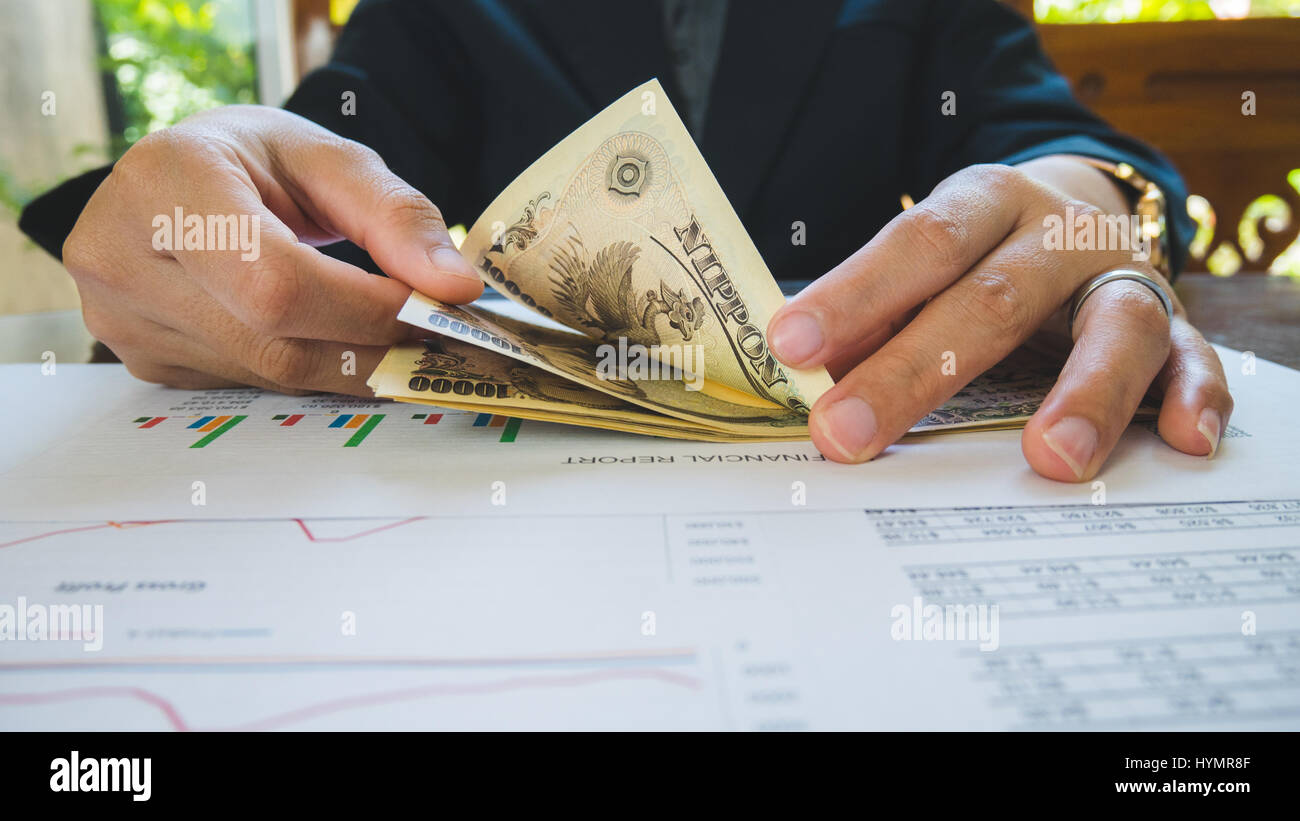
[63,105,483,395]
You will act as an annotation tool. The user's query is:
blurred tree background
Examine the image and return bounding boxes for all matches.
[95,0,258,157]
[0,0,256,218]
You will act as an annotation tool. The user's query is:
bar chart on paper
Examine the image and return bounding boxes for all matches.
[127,397,524,450]
[0,374,590,520]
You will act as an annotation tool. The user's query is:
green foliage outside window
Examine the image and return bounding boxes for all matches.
[1036,0,1300,22]
[95,0,258,157]
[0,0,258,215]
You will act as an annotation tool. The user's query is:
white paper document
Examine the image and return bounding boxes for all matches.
[0,345,1297,729]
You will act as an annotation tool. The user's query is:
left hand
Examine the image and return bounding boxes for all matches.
[768,163,1233,481]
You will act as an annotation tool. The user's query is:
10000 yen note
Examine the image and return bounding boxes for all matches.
[394,292,810,437]
[367,336,808,442]
[442,79,833,414]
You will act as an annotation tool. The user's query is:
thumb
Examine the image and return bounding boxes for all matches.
[270,130,483,304]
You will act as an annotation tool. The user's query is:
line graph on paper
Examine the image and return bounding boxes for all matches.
[0,514,804,730]
[0,517,429,551]
[0,649,708,731]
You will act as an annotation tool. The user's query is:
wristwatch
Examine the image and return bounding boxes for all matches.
[1072,157,1171,280]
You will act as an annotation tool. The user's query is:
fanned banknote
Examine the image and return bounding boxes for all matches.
[369,79,838,439]
[372,79,1143,441]
[387,294,810,437]
[367,335,808,443]
[446,78,833,415]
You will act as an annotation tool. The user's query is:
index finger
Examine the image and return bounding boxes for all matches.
[265,130,483,304]
[161,167,421,346]
[769,165,1033,368]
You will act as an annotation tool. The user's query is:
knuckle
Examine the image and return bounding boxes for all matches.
[61,225,100,278]
[244,247,302,334]
[112,128,232,199]
[255,337,316,388]
[315,136,382,179]
[340,138,384,167]
[123,359,174,386]
[374,181,444,232]
[80,304,115,344]
[904,205,969,271]
[969,163,1027,195]
[113,129,187,185]
[963,268,1034,337]
[1071,200,1109,230]
[82,303,142,352]
[162,369,219,391]
[872,347,936,403]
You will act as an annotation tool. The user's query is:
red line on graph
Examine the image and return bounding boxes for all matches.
[423,413,442,425]
[0,687,190,731]
[0,668,702,731]
[0,518,425,550]
[281,414,304,427]
[139,417,166,429]
[224,667,702,731]
[0,521,172,550]
[292,517,425,542]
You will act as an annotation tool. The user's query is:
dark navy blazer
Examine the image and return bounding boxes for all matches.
[20,0,1193,280]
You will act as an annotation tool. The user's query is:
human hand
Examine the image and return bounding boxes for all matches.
[63,105,482,394]
[768,162,1233,481]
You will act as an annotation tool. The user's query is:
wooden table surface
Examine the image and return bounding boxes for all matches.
[1176,272,1300,371]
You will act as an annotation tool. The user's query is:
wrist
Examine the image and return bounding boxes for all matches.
[1016,154,1171,279]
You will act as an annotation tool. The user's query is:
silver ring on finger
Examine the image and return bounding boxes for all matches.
[1069,268,1173,330]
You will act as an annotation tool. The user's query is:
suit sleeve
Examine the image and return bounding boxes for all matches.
[907,0,1194,277]
[17,166,112,262]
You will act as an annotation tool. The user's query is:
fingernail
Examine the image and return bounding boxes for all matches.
[428,246,481,282]
[769,311,824,365]
[1196,407,1222,460]
[815,396,877,461]
[1041,416,1098,480]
